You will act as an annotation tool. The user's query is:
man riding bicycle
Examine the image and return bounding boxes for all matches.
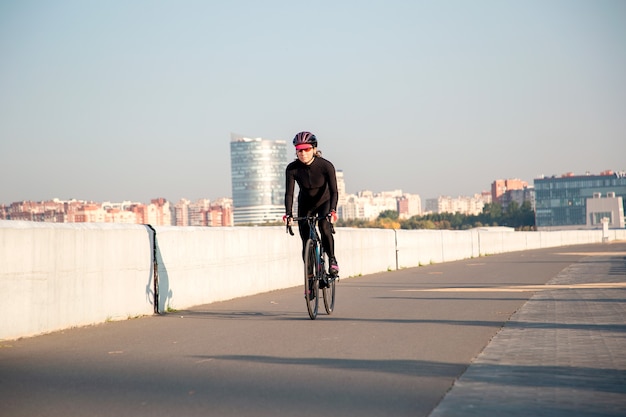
[283,131,340,277]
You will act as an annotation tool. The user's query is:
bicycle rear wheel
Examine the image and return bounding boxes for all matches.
[322,276,336,314]
[303,239,319,320]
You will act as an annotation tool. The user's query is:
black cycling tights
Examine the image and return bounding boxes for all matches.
[298,200,335,261]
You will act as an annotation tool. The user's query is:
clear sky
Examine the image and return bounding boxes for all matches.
[1,0,624,205]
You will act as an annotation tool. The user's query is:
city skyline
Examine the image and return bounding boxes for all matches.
[5,170,625,228]
[0,187,483,225]
[0,168,619,208]
[1,1,624,204]
[6,171,625,231]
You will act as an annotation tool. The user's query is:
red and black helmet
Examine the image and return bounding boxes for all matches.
[292,131,317,148]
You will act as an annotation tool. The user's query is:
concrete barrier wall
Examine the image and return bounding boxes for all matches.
[1,219,625,340]
[334,227,397,275]
[0,221,152,340]
[152,226,303,311]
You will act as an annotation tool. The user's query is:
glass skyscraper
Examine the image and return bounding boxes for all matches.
[534,171,626,229]
[230,135,288,225]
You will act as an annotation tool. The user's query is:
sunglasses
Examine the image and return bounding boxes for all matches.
[296,147,313,153]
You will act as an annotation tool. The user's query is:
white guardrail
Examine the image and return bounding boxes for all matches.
[1,219,624,340]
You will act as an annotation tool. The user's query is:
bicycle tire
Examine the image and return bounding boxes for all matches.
[304,238,319,320]
[322,277,336,314]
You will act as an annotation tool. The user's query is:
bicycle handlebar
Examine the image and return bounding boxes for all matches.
[285,215,335,236]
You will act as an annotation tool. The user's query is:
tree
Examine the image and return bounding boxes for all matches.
[480,202,503,226]
[519,201,536,229]
[339,201,536,231]
[377,210,399,220]
[377,217,401,229]
[401,216,436,229]
[503,201,520,227]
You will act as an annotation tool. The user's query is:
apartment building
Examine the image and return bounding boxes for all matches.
[534,170,626,230]
[339,190,422,220]
[0,197,232,227]
[424,193,490,216]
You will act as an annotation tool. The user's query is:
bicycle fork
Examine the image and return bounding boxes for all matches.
[315,245,322,274]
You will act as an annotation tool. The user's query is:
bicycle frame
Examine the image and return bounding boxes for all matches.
[289,215,326,266]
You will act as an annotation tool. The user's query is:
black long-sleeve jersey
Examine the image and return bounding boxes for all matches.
[285,156,338,216]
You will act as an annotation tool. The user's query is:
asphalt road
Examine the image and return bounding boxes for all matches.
[1,243,622,417]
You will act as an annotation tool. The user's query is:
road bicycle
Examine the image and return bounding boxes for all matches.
[287,215,337,320]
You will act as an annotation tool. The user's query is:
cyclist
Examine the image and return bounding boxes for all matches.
[283,131,340,277]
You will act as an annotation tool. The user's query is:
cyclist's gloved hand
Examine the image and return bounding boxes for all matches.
[327,210,338,224]
[282,214,293,226]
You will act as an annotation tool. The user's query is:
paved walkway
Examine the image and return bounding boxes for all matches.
[2,244,625,417]
[429,249,626,417]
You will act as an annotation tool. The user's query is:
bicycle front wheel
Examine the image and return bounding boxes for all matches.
[304,239,319,320]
